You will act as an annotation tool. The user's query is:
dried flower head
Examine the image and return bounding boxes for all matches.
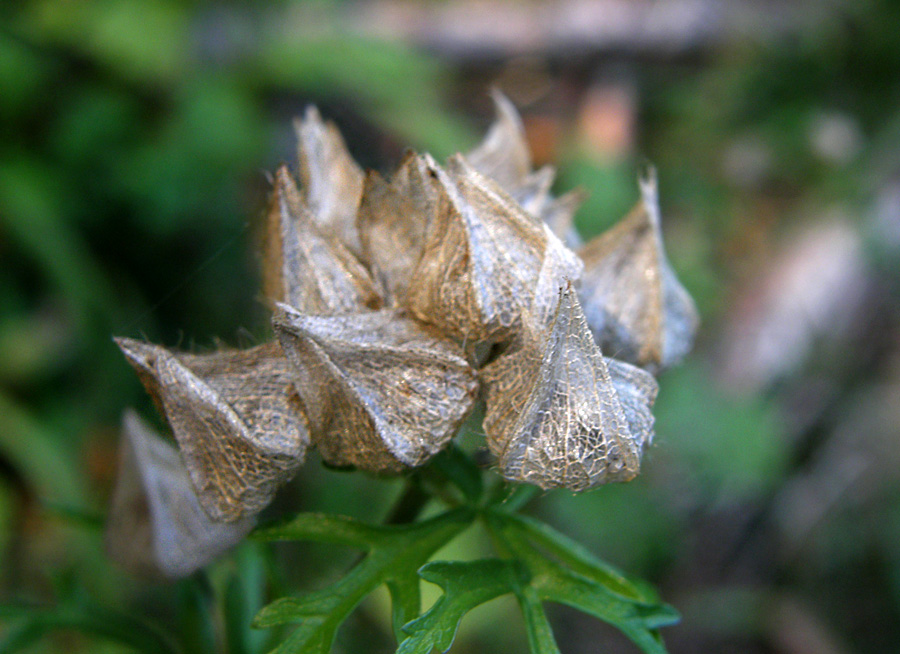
[110,93,697,576]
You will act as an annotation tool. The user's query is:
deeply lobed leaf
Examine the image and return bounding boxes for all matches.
[483,509,679,654]
[251,508,474,654]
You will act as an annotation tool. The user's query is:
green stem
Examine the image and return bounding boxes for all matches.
[384,480,431,525]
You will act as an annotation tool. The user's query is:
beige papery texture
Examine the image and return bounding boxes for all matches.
[274,305,479,473]
[578,169,699,371]
[106,411,254,579]
[404,154,581,344]
[264,165,382,313]
[481,285,658,491]
[356,152,436,307]
[467,91,585,245]
[294,106,365,255]
[115,339,309,522]
[467,90,533,191]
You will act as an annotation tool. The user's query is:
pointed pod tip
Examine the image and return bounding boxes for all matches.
[487,88,524,132]
[271,301,300,327]
[114,337,161,368]
[121,407,144,437]
[271,303,321,346]
[637,160,657,189]
[637,163,661,226]
[551,278,578,313]
[273,164,294,187]
[301,104,322,125]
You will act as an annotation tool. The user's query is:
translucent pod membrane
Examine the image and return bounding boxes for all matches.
[482,284,658,491]
[115,338,309,522]
[106,411,254,579]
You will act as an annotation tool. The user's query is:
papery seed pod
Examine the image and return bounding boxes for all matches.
[532,227,585,329]
[106,411,254,580]
[263,165,382,314]
[542,188,587,248]
[481,284,658,491]
[274,305,478,473]
[467,89,532,191]
[405,155,565,343]
[468,93,555,218]
[605,356,657,453]
[578,168,698,371]
[356,153,435,306]
[295,106,365,254]
[115,338,309,522]
[468,91,585,246]
[510,165,555,217]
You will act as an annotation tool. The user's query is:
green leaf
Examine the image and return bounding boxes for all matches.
[398,559,528,654]
[252,512,388,548]
[177,575,218,654]
[225,545,270,654]
[0,600,177,654]
[0,391,87,505]
[501,512,656,603]
[252,508,474,654]
[516,586,562,654]
[484,510,679,654]
[489,483,540,513]
[0,157,119,328]
[387,574,422,638]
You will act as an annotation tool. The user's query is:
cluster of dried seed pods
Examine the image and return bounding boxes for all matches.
[108,93,697,578]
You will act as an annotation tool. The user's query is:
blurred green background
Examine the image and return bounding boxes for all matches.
[2,0,900,652]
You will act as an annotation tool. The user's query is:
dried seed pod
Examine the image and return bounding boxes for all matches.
[263,165,382,314]
[356,153,435,306]
[542,188,587,248]
[106,411,254,580]
[481,284,658,491]
[405,155,561,343]
[274,305,478,473]
[578,168,698,371]
[467,90,532,191]
[115,338,309,522]
[295,106,365,254]
[510,165,555,217]
[532,226,585,329]
[468,91,585,246]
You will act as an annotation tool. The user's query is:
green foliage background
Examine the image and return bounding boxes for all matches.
[3,0,900,652]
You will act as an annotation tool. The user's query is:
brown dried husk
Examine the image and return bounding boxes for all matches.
[274,305,479,473]
[405,154,574,344]
[578,170,698,371]
[115,338,309,522]
[481,285,658,491]
[263,165,382,314]
[467,90,532,191]
[468,91,584,245]
[105,411,254,579]
[356,153,436,307]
